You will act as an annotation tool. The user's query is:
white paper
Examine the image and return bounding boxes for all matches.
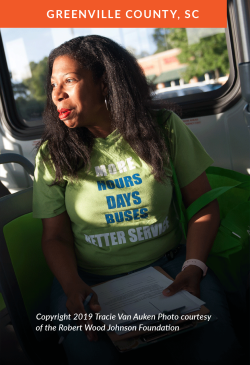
[93,267,205,333]
[149,292,204,314]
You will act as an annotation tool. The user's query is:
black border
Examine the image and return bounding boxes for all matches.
[0,0,242,140]
[0,188,67,365]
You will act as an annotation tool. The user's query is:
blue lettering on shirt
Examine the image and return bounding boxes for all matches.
[132,174,142,185]
[132,191,141,205]
[116,194,126,208]
[106,180,115,189]
[123,193,131,206]
[124,176,134,187]
[140,208,148,218]
[133,209,140,220]
[97,181,106,191]
[106,196,116,209]
[115,212,124,222]
[115,178,125,189]
[124,210,132,221]
[105,214,115,223]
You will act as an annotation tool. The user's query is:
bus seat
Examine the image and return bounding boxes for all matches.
[0,180,67,364]
[0,293,5,312]
[0,153,35,314]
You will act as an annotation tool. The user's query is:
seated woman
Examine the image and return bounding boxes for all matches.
[33,35,242,365]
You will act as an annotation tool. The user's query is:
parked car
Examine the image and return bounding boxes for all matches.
[153,83,222,100]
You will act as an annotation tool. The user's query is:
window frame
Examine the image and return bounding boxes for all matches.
[0,0,242,140]
[0,33,44,140]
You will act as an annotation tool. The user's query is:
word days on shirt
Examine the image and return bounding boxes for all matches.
[94,157,149,224]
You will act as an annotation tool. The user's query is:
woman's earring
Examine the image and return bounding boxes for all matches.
[105,98,109,111]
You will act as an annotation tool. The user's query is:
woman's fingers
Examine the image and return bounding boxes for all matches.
[162,271,187,296]
[162,269,202,298]
[89,292,102,312]
[66,292,98,341]
[162,280,184,297]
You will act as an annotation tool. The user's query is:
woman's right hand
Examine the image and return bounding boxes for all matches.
[41,212,101,341]
[65,278,101,341]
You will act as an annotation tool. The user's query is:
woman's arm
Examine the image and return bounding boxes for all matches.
[182,171,220,263]
[42,212,79,292]
[163,171,220,298]
[42,211,100,341]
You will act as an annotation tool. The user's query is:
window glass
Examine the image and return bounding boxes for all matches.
[181,87,205,95]
[0,28,229,124]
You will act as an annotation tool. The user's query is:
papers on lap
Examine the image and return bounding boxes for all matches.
[93,267,205,334]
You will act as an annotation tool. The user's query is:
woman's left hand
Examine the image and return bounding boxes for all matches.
[162,265,203,298]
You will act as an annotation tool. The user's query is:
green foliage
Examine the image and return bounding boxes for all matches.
[11,80,29,98]
[152,28,173,53]
[23,57,48,103]
[152,29,230,82]
[11,57,48,121]
[15,97,45,121]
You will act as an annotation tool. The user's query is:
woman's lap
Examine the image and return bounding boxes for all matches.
[50,245,243,365]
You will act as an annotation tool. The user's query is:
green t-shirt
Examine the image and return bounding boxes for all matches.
[33,110,213,275]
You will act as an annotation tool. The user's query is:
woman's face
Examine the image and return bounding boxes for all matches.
[51,55,109,132]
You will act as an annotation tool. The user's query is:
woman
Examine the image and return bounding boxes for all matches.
[33,36,242,365]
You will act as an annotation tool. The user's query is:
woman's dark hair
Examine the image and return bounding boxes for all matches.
[39,35,180,184]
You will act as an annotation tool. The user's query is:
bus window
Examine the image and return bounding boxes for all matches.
[0,27,230,134]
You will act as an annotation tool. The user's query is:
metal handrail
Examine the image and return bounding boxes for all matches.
[0,153,34,177]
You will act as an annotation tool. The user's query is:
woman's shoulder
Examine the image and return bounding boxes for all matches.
[35,141,56,178]
[35,140,49,161]
[149,109,184,140]
[149,108,180,127]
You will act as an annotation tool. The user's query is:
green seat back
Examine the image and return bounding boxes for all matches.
[206,166,250,219]
[0,293,5,312]
[3,213,53,322]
